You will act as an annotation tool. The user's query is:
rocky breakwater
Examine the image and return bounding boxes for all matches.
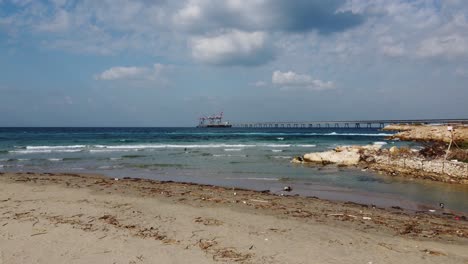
[292,145,468,184]
[383,124,468,144]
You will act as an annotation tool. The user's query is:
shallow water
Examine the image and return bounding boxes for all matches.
[0,127,467,212]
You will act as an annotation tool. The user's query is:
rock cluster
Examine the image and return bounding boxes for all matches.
[292,145,468,184]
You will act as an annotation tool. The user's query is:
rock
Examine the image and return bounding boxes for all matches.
[283,186,292,192]
[303,147,362,166]
[389,146,398,154]
[291,156,304,163]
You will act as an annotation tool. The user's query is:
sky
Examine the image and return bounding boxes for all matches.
[0,0,467,126]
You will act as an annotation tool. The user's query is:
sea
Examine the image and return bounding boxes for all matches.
[0,127,467,212]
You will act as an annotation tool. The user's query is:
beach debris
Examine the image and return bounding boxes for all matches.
[249,245,254,250]
[233,192,237,196]
[421,249,447,256]
[439,203,444,209]
[31,231,48,237]
[428,209,436,213]
[242,201,247,204]
[250,199,269,203]
[329,213,344,217]
[363,217,372,220]
[114,178,119,181]
[213,247,252,262]
[194,217,223,226]
[198,239,218,250]
[99,214,119,226]
[283,186,292,192]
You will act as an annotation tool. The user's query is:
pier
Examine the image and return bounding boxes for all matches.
[232,119,468,129]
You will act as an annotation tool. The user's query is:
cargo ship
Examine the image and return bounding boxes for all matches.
[197,112,232,128]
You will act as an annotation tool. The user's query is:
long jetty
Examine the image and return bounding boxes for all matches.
[232,119,468,129]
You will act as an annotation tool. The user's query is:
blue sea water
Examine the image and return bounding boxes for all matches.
[0,127,467,212]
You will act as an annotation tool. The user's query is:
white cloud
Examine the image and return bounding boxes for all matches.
[36,9,70,33]
[95,64,168,81]
[272,70,335,91]
[381,44,405,57]
[191,30,274,66]
[417,34,468,58]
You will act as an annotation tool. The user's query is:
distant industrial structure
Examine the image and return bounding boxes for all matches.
[231,119,468,129]
[197,112,232,128]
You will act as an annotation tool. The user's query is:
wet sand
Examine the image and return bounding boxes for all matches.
[0,172,467,263]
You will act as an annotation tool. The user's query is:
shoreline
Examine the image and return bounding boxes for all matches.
[1,171,468,263]
[3,166,468,213]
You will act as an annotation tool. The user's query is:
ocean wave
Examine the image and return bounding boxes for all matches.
[224,148,242,151]
[10,149,82,154]
[95,144,257,149]
[89,149,133,153]
[271,149,283,152]
[25,145,85,150]
[261,144,291,148]
[271,156,292,159]
[295,144,316,147]
[321,132,393,136]
[48,158,63,161]
[166,132,394,137]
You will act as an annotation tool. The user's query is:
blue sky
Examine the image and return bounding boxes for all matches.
[0,0,467,126]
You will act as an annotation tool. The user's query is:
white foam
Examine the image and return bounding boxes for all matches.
[224,148,242,151]
[296,144,316,147]
[48,158,63,161]
[26,145,85,150]
[261,144,291,148]
[271,149,283,152]
[97,144,256,149]
[10,150,52,154]
[373,141,387,145]
[277,137,284,140]
[89,149,133,153]
[322,133,393,136]
[10,149,82,154]
[272,155,292,159]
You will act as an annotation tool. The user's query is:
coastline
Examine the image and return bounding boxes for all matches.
[1,172,467,263]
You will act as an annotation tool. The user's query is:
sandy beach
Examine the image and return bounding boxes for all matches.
[0,172,467,264]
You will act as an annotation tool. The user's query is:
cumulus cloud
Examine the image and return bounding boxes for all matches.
[174,0,364,34]
[191,30,274,66]
[272,70,335,91]
[95,64,168,82]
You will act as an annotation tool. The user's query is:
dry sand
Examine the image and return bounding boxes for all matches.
[0,172,467,264]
